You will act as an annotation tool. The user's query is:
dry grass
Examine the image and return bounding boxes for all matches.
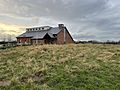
[0,44,120,90]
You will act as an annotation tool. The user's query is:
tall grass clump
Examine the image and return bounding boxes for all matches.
[0,44,120,90]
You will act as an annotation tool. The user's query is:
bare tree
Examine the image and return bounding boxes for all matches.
[7,34,12,42]
[3,35,6,42]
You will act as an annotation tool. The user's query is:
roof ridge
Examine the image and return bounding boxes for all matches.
[17,27,60,38]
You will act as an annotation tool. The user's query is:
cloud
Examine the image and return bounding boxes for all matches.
[0,0,120,41]
[0,23,25,41]
[0,0,108,19]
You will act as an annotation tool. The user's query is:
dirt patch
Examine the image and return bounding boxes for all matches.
[0,80,11,86]
[20,70,46,84]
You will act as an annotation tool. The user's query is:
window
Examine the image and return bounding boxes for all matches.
[53,34,57,37]
[42,27,44,30]
[20,40,21,43]
[36,28,38,31]
[26,29,29,31]
[29,29,30,31]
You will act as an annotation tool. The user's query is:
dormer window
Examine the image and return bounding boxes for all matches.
[53,34,57,37]
[27,29,29,31]
[39,28,41,30]
[29,29,31,31]
[42,27,44,30]
[26,26,51,32]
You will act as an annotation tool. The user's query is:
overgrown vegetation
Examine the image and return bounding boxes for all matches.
[0,44,120,90]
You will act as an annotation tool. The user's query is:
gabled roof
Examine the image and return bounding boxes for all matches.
[17,27,61,39]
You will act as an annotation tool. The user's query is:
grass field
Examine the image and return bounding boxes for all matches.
[0,44,120,90]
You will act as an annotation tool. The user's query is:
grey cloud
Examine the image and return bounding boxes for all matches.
[0,0,120,41]
[0,0,108,19]
[73,34,97,40]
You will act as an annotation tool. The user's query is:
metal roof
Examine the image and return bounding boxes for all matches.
[17,27,61,39]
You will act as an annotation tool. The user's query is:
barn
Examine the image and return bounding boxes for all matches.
[16,24,74,45]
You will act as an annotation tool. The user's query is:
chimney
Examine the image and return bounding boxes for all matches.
[58,24,64,29]
[58,24,66,44]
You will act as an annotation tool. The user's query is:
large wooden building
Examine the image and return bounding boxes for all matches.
[17,24,74,45]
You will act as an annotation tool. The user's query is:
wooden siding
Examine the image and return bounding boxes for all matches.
[32,39,45,45]
[17,37,31,44]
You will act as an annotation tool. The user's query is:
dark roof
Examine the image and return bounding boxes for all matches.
[17,27,61,39]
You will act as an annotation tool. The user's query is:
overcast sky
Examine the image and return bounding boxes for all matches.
[0,0,120,41]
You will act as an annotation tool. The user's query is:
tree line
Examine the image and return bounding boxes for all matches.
[75,40,120,45]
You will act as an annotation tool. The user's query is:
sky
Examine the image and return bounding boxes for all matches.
[0,0,120,41]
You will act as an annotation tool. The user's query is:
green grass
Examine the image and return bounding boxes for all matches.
[0,44,120,90]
